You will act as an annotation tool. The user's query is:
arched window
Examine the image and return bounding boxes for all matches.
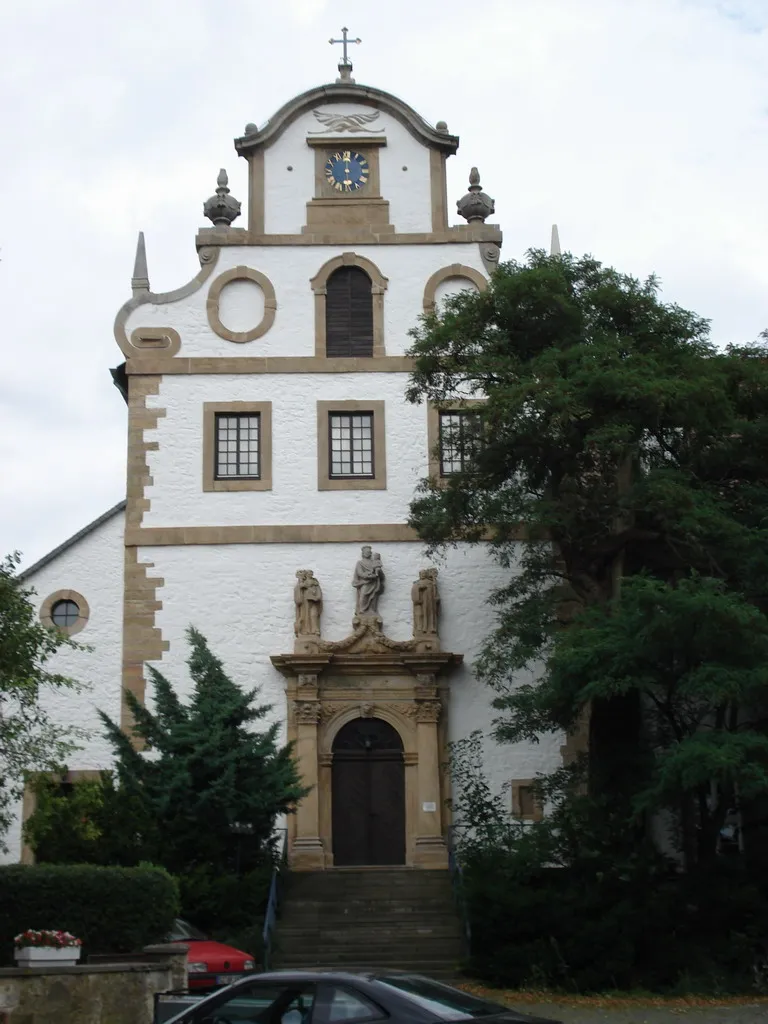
[325,266,374,358]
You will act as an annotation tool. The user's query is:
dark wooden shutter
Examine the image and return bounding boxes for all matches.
[326,266,374,357]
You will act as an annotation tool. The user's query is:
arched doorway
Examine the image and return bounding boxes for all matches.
[331,718,406,866]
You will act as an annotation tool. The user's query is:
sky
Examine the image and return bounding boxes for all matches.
[1,0,766,569]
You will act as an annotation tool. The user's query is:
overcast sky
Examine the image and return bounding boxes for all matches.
[1,0,766,569]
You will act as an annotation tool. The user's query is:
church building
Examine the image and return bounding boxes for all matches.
[9,50,564,869]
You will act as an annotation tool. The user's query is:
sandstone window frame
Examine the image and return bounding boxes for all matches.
[422,263,489,314]
[310,254,388,359]
[40,589,90,637]
[206,266,277,344]
[203,401,273,492]
[511,779,544,823]
[426,399,488,484]
[317,400,387,491]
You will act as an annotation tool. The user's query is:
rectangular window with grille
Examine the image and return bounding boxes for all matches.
[439,411,483,476]
[215,412,261,479]
[329,412,374,478]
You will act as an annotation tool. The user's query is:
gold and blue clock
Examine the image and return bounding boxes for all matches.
[325,150,369,192]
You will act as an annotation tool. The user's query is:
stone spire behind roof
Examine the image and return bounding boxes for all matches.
[131,231,150,296]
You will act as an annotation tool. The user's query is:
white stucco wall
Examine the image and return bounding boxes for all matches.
[123,242,488,360]
[144,372,428,528]
[2,509,125,863]
[141,540,562,804]
[217,279,266,334]
[434,275,480,309]
[262,102,433,236]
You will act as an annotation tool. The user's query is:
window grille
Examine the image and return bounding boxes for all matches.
[438,411,483,475]
[329,412,374,478]
[215,413,261,479]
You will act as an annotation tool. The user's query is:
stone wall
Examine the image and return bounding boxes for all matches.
[0,945,186,1024]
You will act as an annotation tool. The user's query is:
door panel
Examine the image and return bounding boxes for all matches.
[332,755,369,866]
[369,756,405,865]
[331,719,405,866]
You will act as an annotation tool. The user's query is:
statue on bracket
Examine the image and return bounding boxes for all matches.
[352,546,385,616]
[294,570,323,637]
[412,568,440,637]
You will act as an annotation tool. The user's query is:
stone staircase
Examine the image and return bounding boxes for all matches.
[271,869,465,980]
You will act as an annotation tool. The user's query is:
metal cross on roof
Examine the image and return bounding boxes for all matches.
[329,27,361,65]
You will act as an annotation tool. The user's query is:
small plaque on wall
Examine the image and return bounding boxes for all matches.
[422,801,437,812]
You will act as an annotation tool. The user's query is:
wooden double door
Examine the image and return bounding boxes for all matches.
[331,718,406,866]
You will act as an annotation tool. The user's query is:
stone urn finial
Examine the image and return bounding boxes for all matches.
[203,168,241,227]
[456,167,495,224]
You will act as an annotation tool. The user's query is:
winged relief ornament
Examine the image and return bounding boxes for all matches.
[309,110,382,133]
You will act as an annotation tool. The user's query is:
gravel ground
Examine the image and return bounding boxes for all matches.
[507,1000,768,1023]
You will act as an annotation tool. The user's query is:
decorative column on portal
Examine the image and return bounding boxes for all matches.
[414,676,447,867]
[291,674,326,870]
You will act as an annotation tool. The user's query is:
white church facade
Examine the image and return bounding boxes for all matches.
[10,61,565,868]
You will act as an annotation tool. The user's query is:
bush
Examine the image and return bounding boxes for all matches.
[0,863,179,965]
[462,852,768,993]
[176,863,272,936]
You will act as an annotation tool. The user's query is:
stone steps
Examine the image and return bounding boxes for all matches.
[271,869,464,979]
[278,928,462,942]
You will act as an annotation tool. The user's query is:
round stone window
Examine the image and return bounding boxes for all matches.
[51,599,80,628]
[40,589,90,636]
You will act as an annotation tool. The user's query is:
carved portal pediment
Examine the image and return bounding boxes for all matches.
[273,558,460,680]
[301,615,436,656]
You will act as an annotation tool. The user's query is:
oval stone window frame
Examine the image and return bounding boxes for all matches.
[40,589,90,637]
[422,263,488,314]
[206,266,277,343]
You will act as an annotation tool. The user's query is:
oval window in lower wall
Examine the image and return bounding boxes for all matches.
[40,589,90,636]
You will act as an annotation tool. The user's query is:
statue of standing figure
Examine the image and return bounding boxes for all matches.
[294,570,323,636]
[412,568,440,636]
[352,546,385,616]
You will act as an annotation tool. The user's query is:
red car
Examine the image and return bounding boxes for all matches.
[167,918,256,990]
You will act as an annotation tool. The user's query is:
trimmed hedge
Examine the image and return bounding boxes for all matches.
[0,864,179,965]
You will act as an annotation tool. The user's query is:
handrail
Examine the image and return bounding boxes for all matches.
[445,826,472,955]
[262,828,288,970]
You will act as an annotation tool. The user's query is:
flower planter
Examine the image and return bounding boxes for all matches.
[14,945,81,967]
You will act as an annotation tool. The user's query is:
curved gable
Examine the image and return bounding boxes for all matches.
[234,82,459,156]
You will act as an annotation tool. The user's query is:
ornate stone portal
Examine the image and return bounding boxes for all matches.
[271,553,461,871]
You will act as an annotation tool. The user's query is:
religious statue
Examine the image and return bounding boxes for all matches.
[412,568,440,636]
[294,570,323,636]
[352,546,385,616]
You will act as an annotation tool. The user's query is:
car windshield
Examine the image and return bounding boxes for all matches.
[375,976,507,1020]
[166,918,208,942]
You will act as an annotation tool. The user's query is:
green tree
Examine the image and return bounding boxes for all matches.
[407,251,768,866]
[99,626,308,876]
[23,771,149,866]
[0,553,85,849]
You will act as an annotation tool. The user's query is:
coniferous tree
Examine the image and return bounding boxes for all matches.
[99,627,308,875]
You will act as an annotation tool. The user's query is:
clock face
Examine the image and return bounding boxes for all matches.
[325,151,369,193]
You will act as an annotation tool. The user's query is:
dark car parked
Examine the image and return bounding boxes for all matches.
[157,969,561,1024]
